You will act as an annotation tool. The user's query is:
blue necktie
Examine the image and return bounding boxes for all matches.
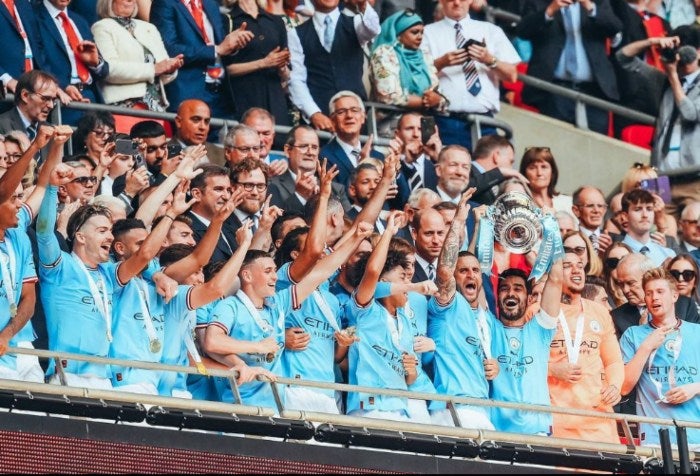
[323,15,333,52]
[561,6,578,78]
[454,23,481,96]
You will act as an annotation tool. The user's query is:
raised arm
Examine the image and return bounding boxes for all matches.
[539,257,563,319]
[354,213,401,306]
[37,164,75,266]
[189,222,253,309]
[296,221,374,305]
[436,188,475,305]
[287,161,337,282]
[23,127,73,217]
[165,188,245,283]
[249,195,283,252]
[0,125,54,204]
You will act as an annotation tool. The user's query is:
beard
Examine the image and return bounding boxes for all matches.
[498,296,526,321]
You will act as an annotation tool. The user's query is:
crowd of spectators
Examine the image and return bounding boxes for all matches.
[0,0,699,451]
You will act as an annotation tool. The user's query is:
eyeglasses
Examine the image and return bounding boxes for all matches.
[604,257,621,270]
[578,203,608,211]
[236,182,267,192]
[71,176,98,186]
[91,129,114,138]
[332,107,363,117]
[6,153,22,163]
[563,245,586,256]
[681,219,699,226]
[524,146,551,153]
[292,143,320,152]
[30,91,58,106]
[670,269,697,282]
[228,145,262,154]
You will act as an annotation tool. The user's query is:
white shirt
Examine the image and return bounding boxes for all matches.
[437,186,459,204]
[44,0,89,85]
[288,5,380,119]
[336,137,361,168]
[415,253,437,280]
[421,15,520,114]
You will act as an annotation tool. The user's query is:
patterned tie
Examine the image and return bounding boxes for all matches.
[561,6,578,78]
[26,124,36,140]
[350,148,361,166]
[58,12,90,83]
[247,215,258,235]
[187,0,210,43]
[589,232,599,252]
[428,263,435,281]
[454,23,481,96]
[323,15,333,52]
[404,163,423,191]
[639,246,650,256]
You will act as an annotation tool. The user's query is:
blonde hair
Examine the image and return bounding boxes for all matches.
[642,267,677,292]
[563,230,603,277]
[97,0,138,19]
[621,163,657,194]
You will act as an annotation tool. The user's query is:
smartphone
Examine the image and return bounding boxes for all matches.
[115,138,138,156]
[420,116,436,144]
[639,176,672,204]
[463,38,486,52]
[167,142,182,158]
[132,153,146,170]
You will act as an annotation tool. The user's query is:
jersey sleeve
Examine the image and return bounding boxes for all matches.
[619,328,637,365]
[209,298,235,335]
[36,186,62,269]
[165,285,193,319]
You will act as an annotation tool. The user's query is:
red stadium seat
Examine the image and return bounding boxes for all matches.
[113,114,174,138]
[502,62,539,113]
[620,124,654,150]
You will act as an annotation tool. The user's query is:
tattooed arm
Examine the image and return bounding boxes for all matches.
[435,188,476,305]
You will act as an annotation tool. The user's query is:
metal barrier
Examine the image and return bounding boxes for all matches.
[3,345,699,464]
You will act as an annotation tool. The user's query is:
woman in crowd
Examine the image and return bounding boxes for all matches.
[3,131,35,189]
[620,162,677,238]
[223,0,292,125]
[370,9,444,134]
[92,0,183,111]
[519,146,573,216]
[666,254,700,312]
[602,242,633,308]
[72,111,116,167]
[563,230,603,277]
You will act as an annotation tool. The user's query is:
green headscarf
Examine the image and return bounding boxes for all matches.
[372,10,432,97]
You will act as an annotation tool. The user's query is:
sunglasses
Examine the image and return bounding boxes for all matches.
[669,269,696,282]
[564,245,586,256]
[71,176,98,186]
[605,257,621,270]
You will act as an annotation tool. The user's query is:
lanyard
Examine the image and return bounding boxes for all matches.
[182,310,207,374]
[236,290,284,362]
[475,307,492,360]
[72,253,112,342]
[0,239,17,317]
[311,289,340,332]
[559,313,585,364]
[384,307,406,354]
[648,323,683,403]
[135,278,161,353]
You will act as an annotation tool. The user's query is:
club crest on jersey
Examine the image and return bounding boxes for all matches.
[589,320,601,333]
[509,336,521,350]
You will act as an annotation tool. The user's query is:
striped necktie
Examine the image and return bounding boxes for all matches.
[404,162,423,191]
[454,23,481,96]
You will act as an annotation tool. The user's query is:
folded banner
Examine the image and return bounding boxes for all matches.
[477,210,495,275]
[529,213,561,282]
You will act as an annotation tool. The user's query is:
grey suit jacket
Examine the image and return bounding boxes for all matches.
[269,170,352,215]
[616,50,700,171]
[0,108,26,135]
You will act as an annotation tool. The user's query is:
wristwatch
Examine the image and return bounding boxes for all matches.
[487,57,499,69]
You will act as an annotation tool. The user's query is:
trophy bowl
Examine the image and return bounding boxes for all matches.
[490,191,543,254]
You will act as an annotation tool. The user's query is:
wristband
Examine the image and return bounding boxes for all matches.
[163,214,175,222]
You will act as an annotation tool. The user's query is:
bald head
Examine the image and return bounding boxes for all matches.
[176,100,211,145]
[616,253,656,306]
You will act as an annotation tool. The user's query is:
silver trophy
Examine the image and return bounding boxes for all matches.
[489,191,543,254]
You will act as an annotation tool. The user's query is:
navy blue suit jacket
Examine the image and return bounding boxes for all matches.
[321,137,410,209]
[33,4,108,97]
[151,0,227,113]
[0,0,44,81]
[401,158,438,193]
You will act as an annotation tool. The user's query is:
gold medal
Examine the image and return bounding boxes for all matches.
[265,352,275,363]
[149,339,162,353]
[9,303,17,318]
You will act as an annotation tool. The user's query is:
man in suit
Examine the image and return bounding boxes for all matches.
[186,164,239,264]
[174,99,224,165]
[34,0,109,125]
[320,91,384,187]
[0,0,44,98]
[150,0,254,119]
[468,134,524,206]
[223,124,262,168]
[287,0,380,131]
[269,125,351,213]
[241,107,288,177]
[394,112,439,195]
[345,162,386,232]
[572,186,616,255]
[410,207,447,283]
[269,124,351,215]
[0,70,59,138]
[678,201,700,253]
[517,0,622,134]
